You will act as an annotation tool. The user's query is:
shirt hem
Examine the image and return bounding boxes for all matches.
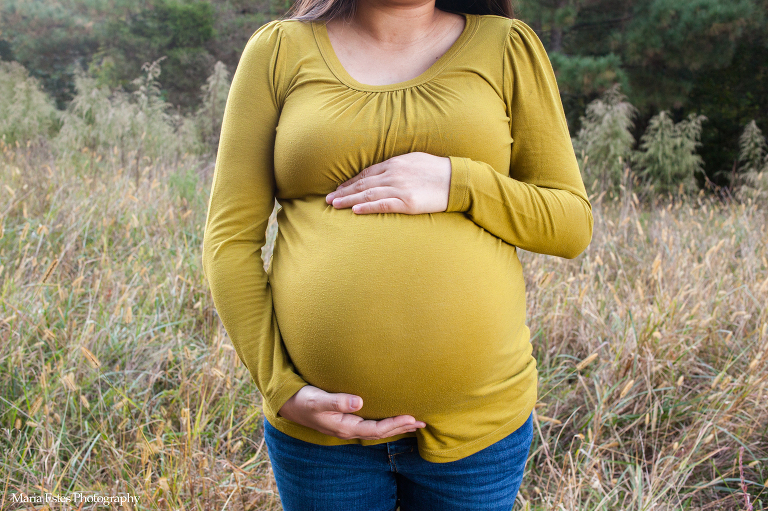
[416,386,537,463]
[260,373,537,463]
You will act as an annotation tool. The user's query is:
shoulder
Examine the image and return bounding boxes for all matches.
[507,18,544,44]
[472,14,516,43]
[245,18,314,49]
[470,15,545,58]
[474,14,515,29]
[473,15,543,46]
[239,19,314,105]
[239,19,314,76]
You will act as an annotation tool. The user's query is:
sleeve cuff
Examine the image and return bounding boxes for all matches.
[445,156,471,213]
[265,374,309,419]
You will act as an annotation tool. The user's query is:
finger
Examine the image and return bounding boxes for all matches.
[337,161,388,190]
[330,185,391,209]
[328,172,389,205]
[344,414,421,439]
[353,424,416,440]
[384,420,426,436]
[321,393,363,414]
[351,198,406,214]
[379,415,427,430]
[324,414,427,440]
[327,175,367,205]
[369,421,422,440]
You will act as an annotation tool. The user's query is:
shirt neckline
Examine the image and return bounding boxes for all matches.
[312,13,478,93]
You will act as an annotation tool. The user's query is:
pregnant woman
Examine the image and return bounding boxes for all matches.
[202,0,593,507]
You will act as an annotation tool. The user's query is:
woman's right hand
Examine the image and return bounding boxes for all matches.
[277,385,427,440]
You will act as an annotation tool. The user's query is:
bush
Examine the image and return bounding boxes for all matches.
[634,110,707,196]
[53,57,205,180]
[195,61,230,152]
[572,83,638,195]
[737,120,768,201]
[0,61,60,145]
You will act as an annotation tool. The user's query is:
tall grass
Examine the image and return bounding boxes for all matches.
[518,192,767,510]
[195,61,231,152]
[0,135,284,510]
[1,59,766,510]
[3,137,765,510]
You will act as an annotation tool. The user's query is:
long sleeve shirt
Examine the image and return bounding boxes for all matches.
[202,13,593,463]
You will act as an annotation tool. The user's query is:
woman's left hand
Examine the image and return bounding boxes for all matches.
[325,152,452,214]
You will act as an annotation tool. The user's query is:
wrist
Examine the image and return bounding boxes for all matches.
[445,156,471,212]
[277,388,300,419]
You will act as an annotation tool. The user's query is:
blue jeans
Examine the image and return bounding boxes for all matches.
[263,413,533,511]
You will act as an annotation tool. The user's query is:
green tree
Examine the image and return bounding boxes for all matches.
[95,0,216,112]
[514,0,768,190]
[622,0,756,111]
[0,0,106,109]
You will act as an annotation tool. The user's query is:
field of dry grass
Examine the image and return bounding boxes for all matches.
[1,138,767,510]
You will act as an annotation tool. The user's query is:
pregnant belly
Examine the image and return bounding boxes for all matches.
[269,195,530,420]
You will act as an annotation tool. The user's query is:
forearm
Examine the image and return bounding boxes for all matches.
[202,237,308,415]
[447,19,595,259]
[446,156,593,259]
[201,20,308,418]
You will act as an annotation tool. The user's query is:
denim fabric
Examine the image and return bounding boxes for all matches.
[263,413,533,511]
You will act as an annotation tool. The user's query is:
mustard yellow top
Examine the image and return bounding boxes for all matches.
[202,13,593,463]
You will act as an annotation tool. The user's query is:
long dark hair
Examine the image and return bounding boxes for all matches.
[284,0,515,23]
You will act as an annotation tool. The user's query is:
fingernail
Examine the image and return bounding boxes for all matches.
[349,397,360,408]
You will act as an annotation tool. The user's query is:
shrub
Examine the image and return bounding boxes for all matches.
[572,83,638,195]
[53,57,204,180]
[195,61,230,151]
[736,120,768,201]
[634,110,707,196]
[0,60,59,145]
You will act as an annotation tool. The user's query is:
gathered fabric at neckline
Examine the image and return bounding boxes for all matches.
[311,13,479,93]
